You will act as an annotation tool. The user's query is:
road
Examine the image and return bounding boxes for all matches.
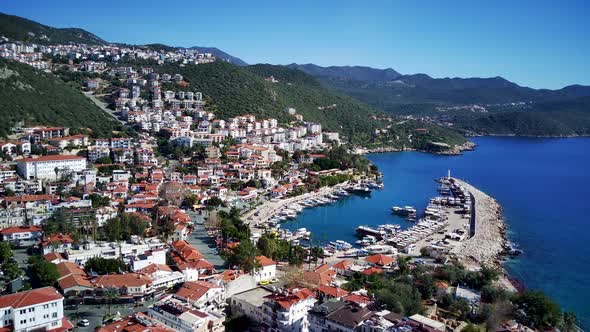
[65,300,155,331]
[83,91,126,124]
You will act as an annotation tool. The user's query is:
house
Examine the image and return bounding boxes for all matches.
[131,249,167,272]
[364,254,396,268]
[316,285,349,300]
[147,300,225,332]
[16,155,87,180]
[55,261,93,297]
[137,264,185,294]
[93,273,153,300]
[173,223,190,242]
[170,240,215,281]
[39,234,75,255]
[230,287,316,332]
[253,255,276,282]
[0,225,43,243]
[0,286,73,332]
[174,281,225,311]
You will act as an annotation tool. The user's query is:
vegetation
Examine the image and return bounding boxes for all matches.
[84,257,127,275]
[0,58,123,137]
[0,12,107,45]
[0,243,24,280]
[103,214,149,242]
[30,258,59,288]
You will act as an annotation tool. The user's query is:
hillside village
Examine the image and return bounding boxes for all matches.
[0,37,575,332]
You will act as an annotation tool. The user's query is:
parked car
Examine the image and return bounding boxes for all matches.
[79,319,90,327]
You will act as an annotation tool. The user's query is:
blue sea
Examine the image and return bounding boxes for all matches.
[283,137,590,328]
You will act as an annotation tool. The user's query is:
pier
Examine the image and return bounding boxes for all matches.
[450,178,506,268]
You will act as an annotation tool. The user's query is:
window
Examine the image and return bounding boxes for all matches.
[52,321,58,326]
[19,310,25,314]
[43,304,49,309]
[20,319,26,324]
[52,312,57,318]
[28,308,34,312]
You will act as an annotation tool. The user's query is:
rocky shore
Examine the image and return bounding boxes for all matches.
[358,141,477,155]
[450,178,507,269]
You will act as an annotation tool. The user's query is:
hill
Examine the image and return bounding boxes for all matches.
[0,58,123,137]
[0,12,106,45]
[290,63,590,136]
[151,61,465,148]
[189,46,248,66]
[287,63,401,82]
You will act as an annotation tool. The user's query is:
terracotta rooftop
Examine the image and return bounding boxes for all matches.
[256,255,276,267]
[365,253,395,266]
[0,287,63,309]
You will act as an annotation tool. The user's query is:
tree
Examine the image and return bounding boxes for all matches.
[95,156,113,164]
[461,324,480,332]
[0,242,13,264]
[104,287,120,315]
[513,291,562,328]
[157,218,176,243]
[31,260,59,287]
[226,240,259,273]
[561,312,578,332]
[207,196,224,207]
[85,257,126,275]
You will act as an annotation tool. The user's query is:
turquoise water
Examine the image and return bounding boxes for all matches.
[283,137,590,327]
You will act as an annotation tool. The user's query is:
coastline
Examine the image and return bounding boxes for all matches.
[358,140,477,156]
[241,183,348,230]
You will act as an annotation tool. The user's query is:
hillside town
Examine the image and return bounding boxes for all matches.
[0,36,575,332]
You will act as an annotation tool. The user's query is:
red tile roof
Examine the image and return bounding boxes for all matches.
[174,281,220,302]
[138,263,172,275]
[256,255,276,267]
[0,287,63,309]
[342,293,371,305]
[361,266,384,276]
[94,273,152,288]
[40,233,74,246]
[58,274,93,290]
[0,225,42,234]
[55,261,86,278]
[266,288,315,309]
[365,254,395,266]
[317,285,349,298]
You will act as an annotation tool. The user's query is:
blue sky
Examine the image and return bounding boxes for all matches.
[1,0,588,89]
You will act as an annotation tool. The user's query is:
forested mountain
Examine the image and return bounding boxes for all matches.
[151,61,465,148]
[289,63,590,136]
[0,12,106,45]
[0,58,122,137]
[287,64,401,82]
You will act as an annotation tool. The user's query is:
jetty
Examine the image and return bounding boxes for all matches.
[449,178,506,268]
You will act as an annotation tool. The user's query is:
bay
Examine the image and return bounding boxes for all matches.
[283,136,590,328]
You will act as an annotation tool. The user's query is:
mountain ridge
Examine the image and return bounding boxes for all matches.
[0,12,107,45]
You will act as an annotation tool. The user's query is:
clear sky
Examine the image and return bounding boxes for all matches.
[1,0,588,89]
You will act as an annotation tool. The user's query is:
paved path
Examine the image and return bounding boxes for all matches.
[187,211,226,270]
[83,91,125,124]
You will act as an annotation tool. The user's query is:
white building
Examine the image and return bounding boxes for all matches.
[17,155,87,180]
[230,287,317,332]
[253,256,276,282]
[0,287,72,332]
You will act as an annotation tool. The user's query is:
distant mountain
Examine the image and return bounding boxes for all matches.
[0,12,107,45]
[288,63,401,82]
[190,46,248,66]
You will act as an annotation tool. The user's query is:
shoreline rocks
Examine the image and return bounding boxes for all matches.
[450,178,508,270]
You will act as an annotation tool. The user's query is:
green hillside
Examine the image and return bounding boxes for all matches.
[155,61,380,144]
[152,62,466,148]
[0,58,123,137]
[0,12,106,45]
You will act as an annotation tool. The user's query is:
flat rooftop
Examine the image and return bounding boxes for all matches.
[231,287,273,307]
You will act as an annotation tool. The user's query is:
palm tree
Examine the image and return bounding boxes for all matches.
[104,287,119,316]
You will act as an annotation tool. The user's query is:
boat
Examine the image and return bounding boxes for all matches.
[392,206,417,216]
[328,240,353,250]
[356,226,385,239]
[365,244,397,254]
